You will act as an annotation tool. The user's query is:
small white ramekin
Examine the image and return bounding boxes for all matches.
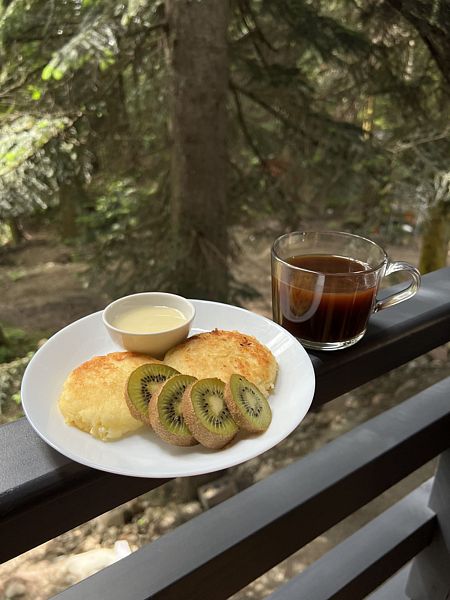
[102,292,195,358]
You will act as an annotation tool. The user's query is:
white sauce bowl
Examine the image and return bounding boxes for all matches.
[102,292,195,358]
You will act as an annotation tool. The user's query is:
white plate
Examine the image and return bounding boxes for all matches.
[21,300,315,478]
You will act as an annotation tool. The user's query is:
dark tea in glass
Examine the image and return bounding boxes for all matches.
[271,232,421,351]
[272,254,377,343]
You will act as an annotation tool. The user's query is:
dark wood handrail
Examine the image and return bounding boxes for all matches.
[0,267,449,581]
[51,378,450,600]
[266,481,436,600]
[310,267,450,404]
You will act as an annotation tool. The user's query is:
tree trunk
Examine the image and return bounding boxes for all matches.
[90,69,135,171]
[59,179,85,239]
[0,324,8,347]
[419,201,449,274]
[166,0,230,301]
[7,218,25,246]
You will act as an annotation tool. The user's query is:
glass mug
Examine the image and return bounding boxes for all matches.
[271,231,421,351]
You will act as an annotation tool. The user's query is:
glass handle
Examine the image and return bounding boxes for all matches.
[374,261,421,313]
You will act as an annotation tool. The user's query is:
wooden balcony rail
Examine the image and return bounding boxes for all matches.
[1,267,449,599]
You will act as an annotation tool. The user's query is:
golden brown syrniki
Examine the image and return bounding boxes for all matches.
[164,329,278,397]
[59,351,160,440]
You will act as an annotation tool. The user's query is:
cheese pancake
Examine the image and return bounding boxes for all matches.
[164,329,277,396]
[59,351,160,440]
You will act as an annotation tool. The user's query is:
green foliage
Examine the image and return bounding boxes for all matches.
[0,0,449,296]
[0,114,91,219]
[78,177,173,296]
[227,0,450,243]
[0,324,43,416]
[0,325,39,363]
[0,353,32,418]
[0,114,71,175]
[41,16,118,81]
[0,0,161,223]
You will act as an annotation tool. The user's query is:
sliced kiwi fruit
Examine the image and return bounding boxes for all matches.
[182,378,239,449]
[126,363,179,425]
[149,374,198,446]
[224,374,272,433]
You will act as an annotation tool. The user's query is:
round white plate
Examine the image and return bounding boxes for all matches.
[21,300,315,478]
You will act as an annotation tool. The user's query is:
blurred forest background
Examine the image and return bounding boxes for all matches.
[1,1,450,597]
[0,0,449,416]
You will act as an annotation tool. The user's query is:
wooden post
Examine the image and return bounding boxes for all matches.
[406,450,450,599]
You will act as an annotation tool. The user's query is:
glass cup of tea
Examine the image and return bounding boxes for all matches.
[271,231,421,351]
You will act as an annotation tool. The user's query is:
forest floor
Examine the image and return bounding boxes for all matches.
[0,227,449,599]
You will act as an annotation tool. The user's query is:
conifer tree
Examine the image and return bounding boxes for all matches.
[0,0,448,296]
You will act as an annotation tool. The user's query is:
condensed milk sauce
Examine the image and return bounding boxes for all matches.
[114,305,187,333]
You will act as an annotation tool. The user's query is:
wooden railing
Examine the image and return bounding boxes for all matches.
[1,267,449,599]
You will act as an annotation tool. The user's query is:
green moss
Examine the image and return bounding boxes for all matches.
[0,325,45,363]
[419,204,449,274]
[0,354,32,423]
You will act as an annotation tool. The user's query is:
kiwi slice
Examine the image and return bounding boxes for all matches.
[182,378,239,449]
[126,363,179,425]
[149,374,198,446]
[224,374,272,433]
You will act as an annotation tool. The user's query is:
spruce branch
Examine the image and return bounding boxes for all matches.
[242,0,278,52]
[231,81,302,133]
[230,83,265,167]
[0,113,88,219]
